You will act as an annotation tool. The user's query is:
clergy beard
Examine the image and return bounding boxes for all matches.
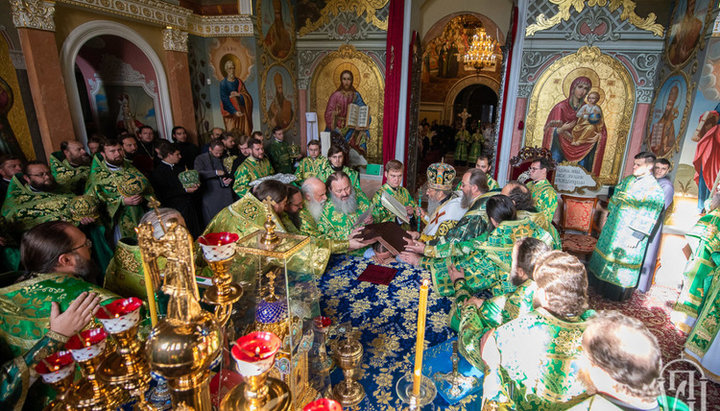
[330,190,358,215]
[307,198,325,221]
[427,197,441,216]
[105,157,125,167]
[460,191,474,209]
[70,153,92,167]
[31,180,58,192]
[72,253,101,283]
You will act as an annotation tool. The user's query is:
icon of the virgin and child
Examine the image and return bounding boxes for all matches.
[542,75,608,176]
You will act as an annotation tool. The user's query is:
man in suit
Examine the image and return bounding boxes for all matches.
[150,142,201,237]
[194,139,235,225]
[171,126,199,170]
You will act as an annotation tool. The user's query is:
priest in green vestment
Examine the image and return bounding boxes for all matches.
[399,169,492,267]
[573,311,664,410]
[504,181,562,249]
[481,250,594,410]
[2,163,113,271]
[318,171,371,241]
[451,237,550,335]
[454,155,500,192]
[205,180,333,277]
[684,266,720,382]
[588,152,665,301]
[0,292,101,410]
[85,138,153,242]
[671,194,720,333]
[233,137,275,198]
[266,127,294,174]
[526,157,558,225]
[467,123,484,166]
[0,222,118,357]
[370,160,416,224]
[294,140,325,182]
[418,195,553,296]
[291,177,367,254]
[316,145,369,205]
[49,140,92,194]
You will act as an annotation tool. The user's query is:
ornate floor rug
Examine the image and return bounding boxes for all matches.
[319,255,720,410]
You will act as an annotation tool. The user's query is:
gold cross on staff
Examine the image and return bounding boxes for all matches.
[458,108,471,130]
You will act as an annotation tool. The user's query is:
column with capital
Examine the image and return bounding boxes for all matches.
[162,28,198,144]
[10,0,74,159]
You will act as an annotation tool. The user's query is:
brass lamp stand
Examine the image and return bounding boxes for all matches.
[96,297,153,410]
[220,331,291,411]
[65,328,123,410]
[35,351,75,411]
[198,232,243,326]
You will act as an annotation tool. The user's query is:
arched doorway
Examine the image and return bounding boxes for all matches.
[61,21,172,143]
[452,84,498,129]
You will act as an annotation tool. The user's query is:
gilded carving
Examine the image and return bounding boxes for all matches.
[162,28,188,53]
[309,45,385,163]
[10,0,55,32]
[298,0,389,37]
[57,0,253,37]
[526,0,664,37]
[524,46,635,185]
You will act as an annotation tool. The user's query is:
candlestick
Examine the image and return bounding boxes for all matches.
[140,255,159,327]
[413,279,429,397]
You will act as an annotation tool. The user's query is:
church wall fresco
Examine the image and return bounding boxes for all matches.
[515,0,666,191]
[256,0,299,141]
[187,35,261,143]
[638,1,717,230]
[295,0,388,164]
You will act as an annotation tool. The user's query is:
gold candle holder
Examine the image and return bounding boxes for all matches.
[198,232,243,326]
[36,350,75,411]
[96,297,153,410]
[65,327,124,410]
[330,337,365,407]
[220,331,291,411]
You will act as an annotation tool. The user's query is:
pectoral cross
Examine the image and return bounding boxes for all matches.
[458,109,471,130]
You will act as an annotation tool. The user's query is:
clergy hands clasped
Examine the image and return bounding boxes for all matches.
[50,292,101,338]
[398,251,421,266]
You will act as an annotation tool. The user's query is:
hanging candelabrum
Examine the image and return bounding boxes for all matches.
[198,232,244,327]
[35,350,75,411]
[96,297,153,411]
[65,327,124,410]
[138,220,222,411]
[219,331,291,411]
[463,26,497,73]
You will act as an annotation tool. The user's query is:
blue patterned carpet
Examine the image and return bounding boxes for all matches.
[319,255,481,410]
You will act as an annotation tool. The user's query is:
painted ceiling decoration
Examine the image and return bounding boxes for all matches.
[526,0,665,37]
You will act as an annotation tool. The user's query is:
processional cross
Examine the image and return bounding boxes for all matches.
[458,108,471,130]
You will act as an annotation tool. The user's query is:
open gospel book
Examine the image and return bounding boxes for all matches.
[347,103,369,128]
[381,191,411,224]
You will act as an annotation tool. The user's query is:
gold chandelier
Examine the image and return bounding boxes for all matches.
[463,27,497,72]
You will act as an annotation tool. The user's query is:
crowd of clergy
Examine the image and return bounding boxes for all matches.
[0,122,716,410]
